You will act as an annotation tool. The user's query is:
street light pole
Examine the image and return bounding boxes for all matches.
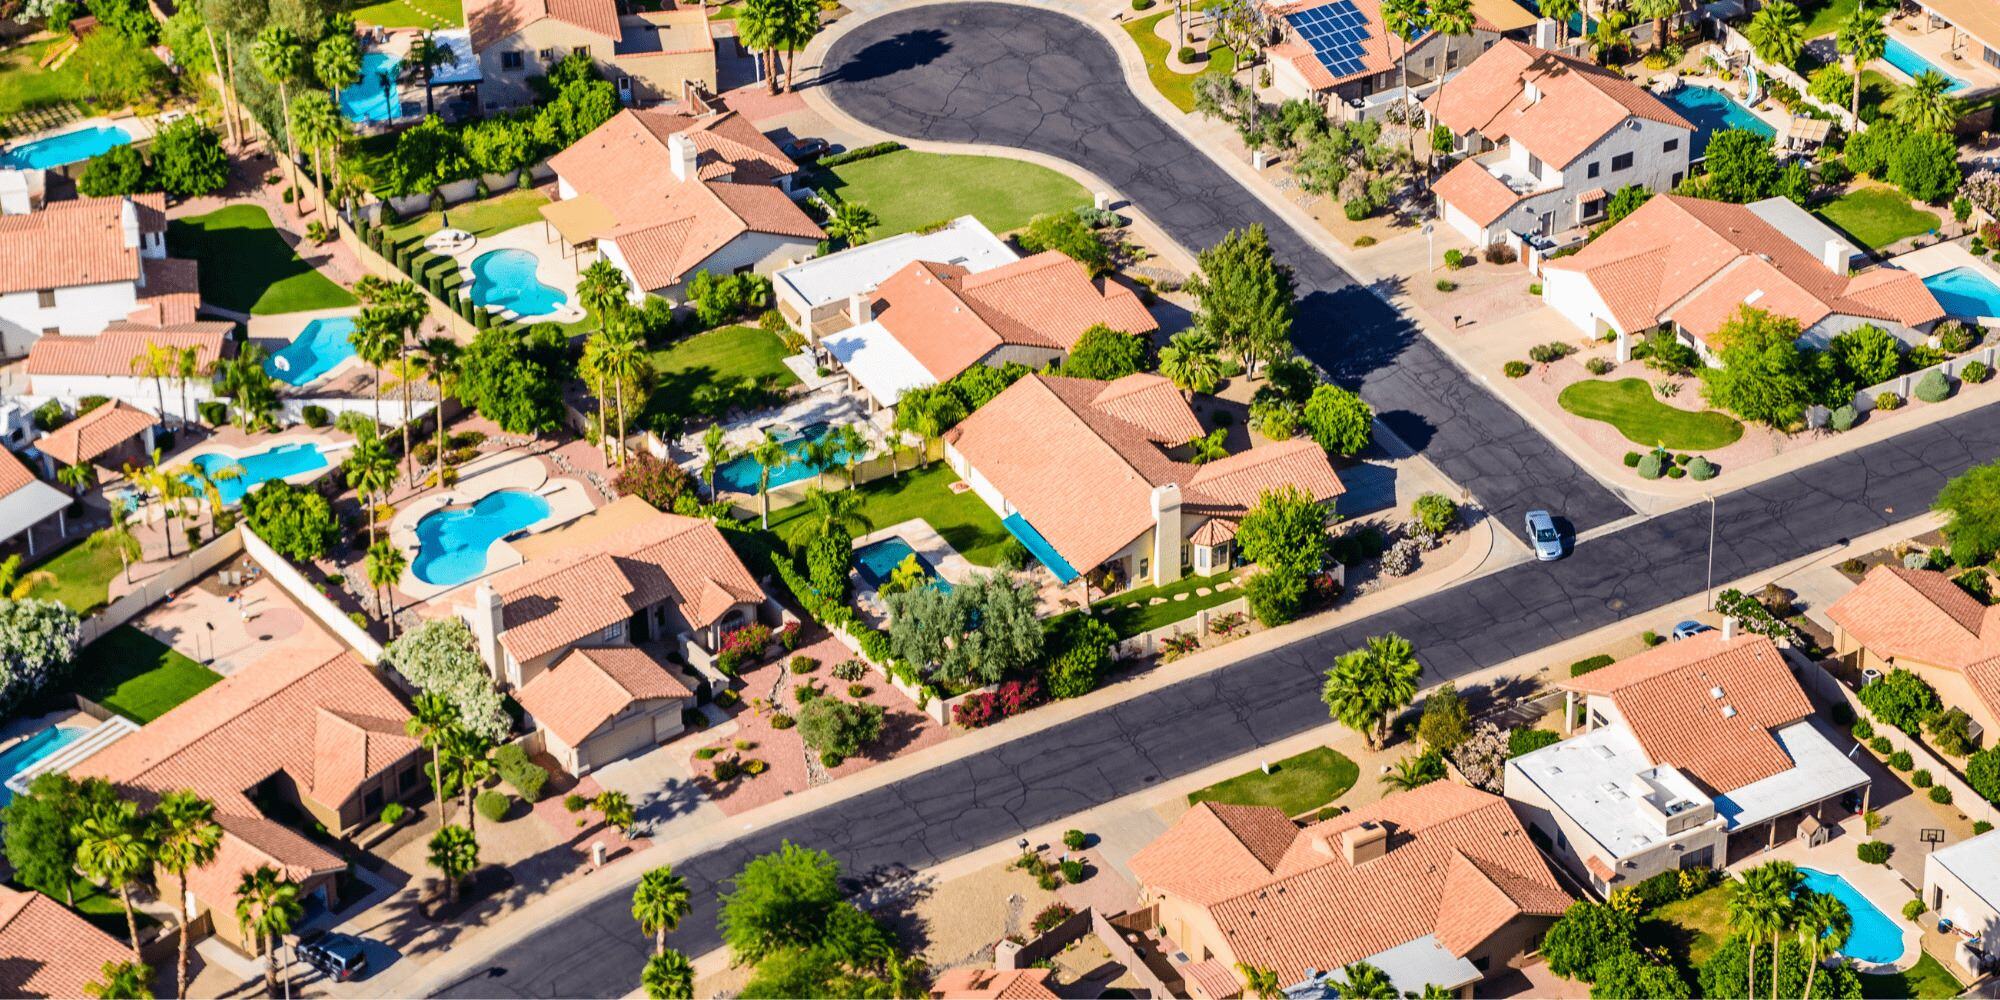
[1704,493,1717,611]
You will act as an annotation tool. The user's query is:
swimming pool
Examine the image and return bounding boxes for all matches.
[1883,37,1969,94]
[186,442,331,504]
[339,51,403,123]
[1798,868,1905,964]
[468,249,568,318]
[1923,266,2000,318]
[412,489,552,586]
[0,727,85,806]
[266,316,358,385]
[0,125,133,170]
[1658,84,1776,159]
[713,422,859,494]
[854,536,951,593]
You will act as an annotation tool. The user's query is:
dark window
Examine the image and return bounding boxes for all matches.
[1587,161,1600,179]
[1473,957,1491,972]
[1612,152,1635,171]
[575,45,590,58]
[502,51,524,69]
[538,47,558,62]
[1663,137,1680,152]
[1527,153,1543,178]
[36,289,54,308]
[1582,198,1605,220]
[400,764,420,790]
[1672,171,1684,187]
[363,787,384,814]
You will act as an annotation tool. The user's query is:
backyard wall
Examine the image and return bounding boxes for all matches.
[76,528,246,648]
[1793,650,2000,826]
[1813,345,2000,422]
[241,524,386,663]
[1109,596,1251,660]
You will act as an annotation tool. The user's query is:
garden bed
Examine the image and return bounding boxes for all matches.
[1121,9,1238,112]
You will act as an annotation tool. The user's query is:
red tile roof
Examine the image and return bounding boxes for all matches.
[0,444,41,499]
[31,399,155,468]
[0,193,164,295]
[1827,565,2000,730]
[465,0,620,48]
[1131,783,1569,982]
[128,257,202,326]
[23,323,230,378]
[1269,0,1403,87]
[0,885,132,999]
[515,645,692,746]
[931,968,1061,999]
[1432,159,1528,229]
[1564,631,1813,791]
[1428,41,1693,168]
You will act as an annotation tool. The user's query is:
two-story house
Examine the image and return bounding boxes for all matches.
[463,0,715,110]
[1266,0,1538,116]
[1427,40,1694,248]
[0,193,195,358]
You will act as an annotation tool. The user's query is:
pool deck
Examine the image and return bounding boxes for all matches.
[1744,834,1925,973]
[138,572,347,677]
[693,388,882,499]
[248,306,367,391]
[851,518,978,622]
[1878,20,2000,95]
[1651,74,1791,145]
[171,429,355,495]
[389,447,595,602]
[443,223,589,326]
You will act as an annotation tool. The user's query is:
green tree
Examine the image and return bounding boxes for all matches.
[642,950,695,1000]
[236,865,302,998]
[405,691,459,825]
[581,321,651,468]
[290,89,345,220]
[1237,485,1331,575]
[1605,184,1652,226]
[1590,950,1689,999]
[349,306,401,429]
[69,31,167,107]
[1019,210,1113,276]
[1158,330,1224,397]
[314,29,361,96]
[1836,7,1886,126]
[1543,901,1638,980]
[1631,0,1677,53]
[419,335,461,483]
[1730,860,1802,1000]
[1935,459,2000,564]
[1825,324,1902,391]
[633,865,692,957]
[1703,129,1783,203]
[1334,962,1397,999]
[1416,682,1470,751]
[720,841,846,966]
[2,773,115,906]
[1856,667,1941,734]
[241,479,337,561]
[1795,889,1852,999]
[1746,0,1805,67]
[428,823,480,906]
[366,538,408,638]
[1062,325,1148,379]
[578,258,631,323]
[84,960,154,1000]
[252,25,307,203]
[76,799,152,962]
[218,344,279,430]
[1700,307,1819,427]
[407,31,448,116]
[151,790,222,999]
[344,427,397,546]
[750,432,790,528]
[737,0,783,94]
[892,385,968,460]
[772,0,820,92]
[1188,225,1294,379]
[796,697,885,762]
[455,325,566,434]
[1542,0,1580,46]
[78,145,152,196]
[1186,427,1229,465]
[1889,129,1963,203]
[1301,383,1373,455]
[1320,633,1421,748]
[1697,933,1862,999]
[1899,69,1961,134]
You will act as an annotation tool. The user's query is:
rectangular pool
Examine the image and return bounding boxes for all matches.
[1883,37,1969,94]
[0,726,85,806]
[1923,266,2000,318]
[1657,84,1775,159]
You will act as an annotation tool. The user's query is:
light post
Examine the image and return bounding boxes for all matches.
[1423,222,1435,272]
[1704,493,1717,611]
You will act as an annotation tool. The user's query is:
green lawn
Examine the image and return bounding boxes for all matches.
[1639,883,1734,967]
[350,0,462,27]
[1188,747,1359,817]
[767,462,1017,567]
[0,38,88,119]
[21,536,123,616]
[1094,571,1248,639]
[1800,0,1860,38]
[65,625,221,723]
[388,187,552,241]
[812,149,1090,239]
[1860,952,1964,999]
[643,325,801,433]
[1856,68,1903,123]
[1122,10,1239,113]
[167,205,357,315]
[1814,185,1941,250]
[1558,378,1744,450]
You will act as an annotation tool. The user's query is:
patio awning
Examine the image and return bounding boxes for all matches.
[0,451,68,546]
[1001,512,1080,585]
[821,320,936,408]
[1469,0,1537,31]
[540,195,615,246]
[1785,117,1832,146]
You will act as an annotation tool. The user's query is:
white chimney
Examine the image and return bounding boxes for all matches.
[1721,617,1737,641]
[0,169,37,216]
[119,197,140,249]
[1151,484,1183,587]
[668,132,699,183]
[1533,17,1561,50]
[848,288,873,325]
[469,582,505,677]
[1341,821,1389,865]
[1823,239,1849,277]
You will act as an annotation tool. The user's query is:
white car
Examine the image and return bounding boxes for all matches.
[1525,510,1563,561]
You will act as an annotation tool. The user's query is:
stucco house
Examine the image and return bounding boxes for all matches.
[0,193,201,359]
[1826,564,2000,749]
[1923,829,2000,981]
[26,398,159,481]
[943,373,1342,594]
[1541,194,1944,362]
[1426,40,1694,248]
[1265,0,1536,115]
[1504,627,1870,896]
[771,215,1018,339]
[541,108,822,303]
[1129,781,1572,998]
[22,321,231,423]
[463,0,715,111]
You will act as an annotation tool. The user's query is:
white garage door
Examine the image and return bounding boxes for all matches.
[582,710,658,773]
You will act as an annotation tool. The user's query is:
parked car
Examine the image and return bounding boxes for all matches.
[1670,620,1715,641]
[297,933,369,982]
[1525,510,1562,561]
[783,137,831,162]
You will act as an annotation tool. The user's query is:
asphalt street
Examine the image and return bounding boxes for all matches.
[433,7,1999,995]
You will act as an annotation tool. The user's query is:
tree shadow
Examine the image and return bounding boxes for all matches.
[815,29,951,86]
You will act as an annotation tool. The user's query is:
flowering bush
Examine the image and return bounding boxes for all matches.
[714,623,774,675]
[1160,631,1202,662]
[952,679,1042,728]
[1448,722,1509,792]
[777,620,803,651]
[1208,611,1248,637]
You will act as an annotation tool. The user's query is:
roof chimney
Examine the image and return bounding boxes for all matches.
[1823,239,1849,277]
[1151,483,1182,588]
[1721,617,1737,641]
[848,288,873,325]
[468,582,505,677]
[1342,821,1389,865]
[119,196,139,250]
[668,131,699,183]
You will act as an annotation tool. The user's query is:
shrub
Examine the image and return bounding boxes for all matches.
[832,659,866,682]
[494,743,549,802]
[1965,361,1994,384]
[1529,282,1543,295]
[1905,899,1928,923]
[1443,249,1466,269]
[1685,455,1715,481]
[379,802,406,825]
[1571,654,1615,677]
[793,682,820,703]
[1344,198,1373,221]
[952,679,1042,728]
[1624,451,1642,467]
[1529,342,1575,364]
[1177,44,1196,61]
[1976,821,1994,834]
[1485,243,1518,265]
[1859,668,1943,734]
[475,790,511,822]
[846,683,868,698]
[1063,829,1088,850]
[1641,629,1662,646]
[301,405,330,428]
[1851,717,1874,740]
[1930,784,1954,805]
[789,655,818,674]
[1354,235,1377,247]
[1856,840,1892,864]
[1939,321,1979,353]
[1667,466,1686,479]
[1915,368,1952,403]
[778,621,804,651]
[1411,493,1458,535]
[714,689,740,708]
[1508,728,1561,757]
[1928,707,1976,756]
[770,712,795,730]
[744,758,768,775]
[695,747,720,760]
[198,400,229,425]
[1637,451,1664,479]
[713,756,742,781]
[1504,360,1530,378]
[1586,357,1615,375]
[1876,391,1905,410]
[1434,278,1457,292]
[1887,749,1914,771]
[564,793,588,813]
[1829,404,1859,431]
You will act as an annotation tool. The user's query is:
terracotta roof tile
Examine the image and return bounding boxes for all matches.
[515,645,691,746]
[931,967,1061,999]
[1428,41,1694,167]
[0,448,34,499]
[1181,959,1246,1000]
[0,194,163,295]
[1090,374,1204,442]
[465,0,619,47]
[23,324,229,378]
[32,400,156,468]
[1270,0,1403,86]
[129,257,202,326]
[1188,439,1347,510]
[0,885,131,999]
[1433,158,1529,229]
[1828,564,2000,727]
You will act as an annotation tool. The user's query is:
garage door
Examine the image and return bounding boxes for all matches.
[582,712,657,772]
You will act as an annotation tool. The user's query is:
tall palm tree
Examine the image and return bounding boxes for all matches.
[1335,962,1397,1000]
[351,305,404,430]
[234,865,302,999]
[1429,0,1474,72]
[151,790,222,1000]
[445,726,495,836]
[408,32,449,116]
[1319,633,1422,749]
[750,431,789,528]
[179,463,242,540]
[252,26,307,208]
[1541,0,1581,48]
[774,0,820,92]
[313,31,361,124]
[0,554,55,599]
[1900,69,1960,134]
[405,692,458,827]
[83,960,154,1000]
[428,824,479,906]
[173,346,208,431]
[219,345,280,431]
[1381,0,1425,152]
[577,258,631,323]
[75,800,152,963]
[131,343,174,424]
[91,504,146,584]
[359,280,429,483]
[419,335,461,485]
[290,91,346,221]
[700,423,731,498]
[1796,889,1851,1000]
[1632,0,1678,53]
[596,323,650,468]
[367,538,408,638]
[737,0,783,94]
[801,436,842,489]
[1728,862,1797,1000]
[1837,7,1886,125]
[800,485,865,540]
[581,331,617,464]
[641,950,694,1000]
[141,461,194,559]
[1746,0,1805,69]
[631,865,692,956]
[345,429,397,546]
[831,423,870,487]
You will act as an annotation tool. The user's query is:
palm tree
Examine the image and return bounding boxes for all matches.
[774,0,820,92]
[831,423,870,487]
[367,538,408,637]
[140,461,193,559]
[1796,888,1851,999]
[631,865,692,956]
[1319,633,1422,749]
[445,727,495,836]
[151,790,222,1000]
[173,346,208,431]
[1159,331,1224,398]
[1186,428,1229,464]
[345,429,397,546]
[641,950,694,1000]
[800,485,865,541]
[1729,862,1799,1000]
[218,346,279,431]
[419,335,461,485]
[76,800,152,963]
[750,431,789,528]
[408,32,448,116]
[252,26,307,209]
[90,505,144,584]
[428,824,480,906]
[1901,69,1960,134]
[700,423,731,498]
[1380,0,1425,152]
[595,789,636,836]
[235,865,302,999]
[824,200,879,247]
[405,692,458,826]
[1837,7,1886,125]
[180,463,242,540]
[1542,0,1580,47]
[892,390,966,463]
[58,461,96,495]
[1236,964,1283,1000]
[578,258,632,323]
[351,305,403,429]
[131,343,174,423]
[1382,750,1441,790]
[84,960,154,999]
[314,30,361,100]
[290,91,345,219]
[1335,962,1397,1000]
[737,0,783,94]
[1746,0,1805,69]
[1429,0,1474,72]
[1589,9,1634,64]
[359,280,429,483]
[596,323,650,468]
[0,554,55,599]
[1632,0,1678,53]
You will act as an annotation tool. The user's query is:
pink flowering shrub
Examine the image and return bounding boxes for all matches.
[952,679,1042,728]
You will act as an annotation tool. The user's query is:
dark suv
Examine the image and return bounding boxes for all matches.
[297,933,369,982]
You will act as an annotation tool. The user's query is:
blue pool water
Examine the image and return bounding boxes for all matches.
[1798,868,1904,964]
[468,249,567,318]
[854,537,951,593]
[0,727,85,806]
[1924,266,2000,318]
[713,422,857,494]
[1658,84,1776,159]
[339,51,403,123]
[186,442,331,504]
[412,489,552,586]
[0,125,133,169]
[265,316,358,385]
[1883,37,1969,94]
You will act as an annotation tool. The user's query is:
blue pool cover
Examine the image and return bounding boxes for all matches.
[1001,513,1079,584]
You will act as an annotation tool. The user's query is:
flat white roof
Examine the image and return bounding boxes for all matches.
[1712,718,1870,829]
[1511,724,1714,861]
[1359,935,1481,994]
[0,472,67,544]
[1931,830,2000,908]
[1747,196,1864,268]
[772,215,1016,309]
[821,320,936,408]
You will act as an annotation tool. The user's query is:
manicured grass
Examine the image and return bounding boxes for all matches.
[1861,952,1964,1000]
[812,149,1090,239]
[643,325,801,433]
[350,0,462,27]
[1856,68,1903,122]
[66,625,221,723]
[21,536,123,616]
[1188,747,1360,817]
[1800,0,1860,38]
[388,187,553,241]
[167,205,358,315]
[1558,378,1744,450]
[1122,10,1238,113]
[0,38,88,119]
[766,462,1017,567]
[708,1,739,17]
[1094,572,1247,638]
[1639,883,1734,967]
[1814,185,1941,250]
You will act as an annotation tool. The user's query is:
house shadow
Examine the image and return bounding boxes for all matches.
[1294,283,1439,454]
[630,775,707,838]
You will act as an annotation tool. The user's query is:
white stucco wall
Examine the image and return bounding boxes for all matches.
[0,280,142,357]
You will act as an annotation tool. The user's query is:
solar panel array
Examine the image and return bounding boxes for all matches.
[1285,0,1423,81]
